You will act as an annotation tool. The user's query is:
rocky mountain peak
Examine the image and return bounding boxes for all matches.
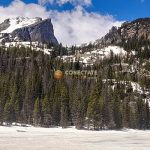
[95,18,150,46]
[0,17,58,45]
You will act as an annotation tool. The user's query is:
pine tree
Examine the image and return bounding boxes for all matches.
[41,96,52,127]
[60,88,70,128]
[87,80,103,130]
[75,97,86,129]
[113,89,122,129]
[122,97,131,128]
[52,98,61,126]
[144,101,150,129]
[33,98,41,126]
[87,96,102,130]
[0,100,3,125]
[136,98,145,129]
[60,100,69,128]
[4,100,15,125]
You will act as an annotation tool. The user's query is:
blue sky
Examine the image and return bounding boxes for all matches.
[1,0,149,21]
[0,0,149,45]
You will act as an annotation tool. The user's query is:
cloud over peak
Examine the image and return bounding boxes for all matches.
[49,6,122,46]
[0,0,49,22]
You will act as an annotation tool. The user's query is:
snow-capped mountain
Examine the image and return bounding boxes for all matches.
[0,17,58,45]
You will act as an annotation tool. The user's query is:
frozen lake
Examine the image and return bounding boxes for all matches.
[0,126,150,150]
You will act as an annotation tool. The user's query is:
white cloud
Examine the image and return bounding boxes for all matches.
[38,0,92,6]
[0,0,49,23]
[0,0,122,46]
[49,7,122,46]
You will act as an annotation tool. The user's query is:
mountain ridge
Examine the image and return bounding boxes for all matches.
[95,18,150,46]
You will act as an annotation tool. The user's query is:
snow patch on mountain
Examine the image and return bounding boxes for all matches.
[86,46,126,56]
[0,41,53,55]
[0,17,42,33]
[60,46,127,66]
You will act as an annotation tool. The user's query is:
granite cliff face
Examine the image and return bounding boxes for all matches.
[0,17,58,45]
[96,18,150,45]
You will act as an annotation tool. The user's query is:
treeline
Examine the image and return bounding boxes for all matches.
[0,45,150,130]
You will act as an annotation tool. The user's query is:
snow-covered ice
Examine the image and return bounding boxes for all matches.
[0,125,150,150]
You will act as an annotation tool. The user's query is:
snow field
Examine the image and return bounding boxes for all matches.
[0,126,150,150]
